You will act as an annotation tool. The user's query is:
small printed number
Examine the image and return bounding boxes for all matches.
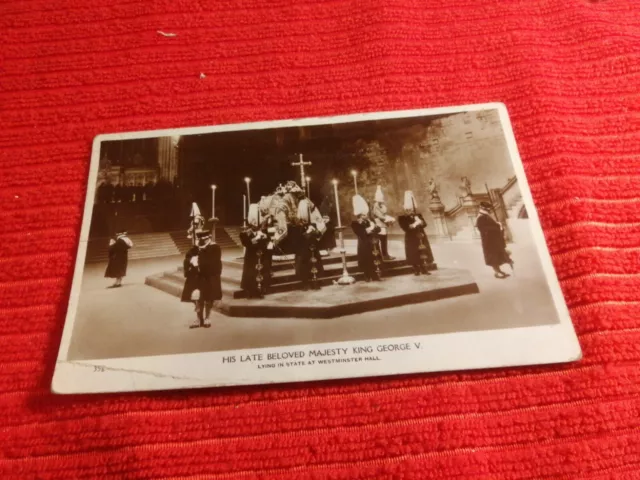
[93,366,105,372]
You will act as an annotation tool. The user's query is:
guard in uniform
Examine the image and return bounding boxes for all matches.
[294,198,325,290]
[398,191,434,275]
[372,185,396,261]
[351,195,383,282]
[240,204,272,298]
[189,230,222,328]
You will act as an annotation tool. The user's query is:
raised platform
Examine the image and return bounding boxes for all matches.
[217,268,479,318]
[145,250,438,301]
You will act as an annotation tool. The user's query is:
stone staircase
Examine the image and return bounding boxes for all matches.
[85,229,240,264]
[169,228,238,254]
[224,227,243,248]
[145,252,437,300]
[85,233,181,263]
[505,193,531,244]
[506,193,525,219]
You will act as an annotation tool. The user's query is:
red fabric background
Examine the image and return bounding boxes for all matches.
[2,0,640,478]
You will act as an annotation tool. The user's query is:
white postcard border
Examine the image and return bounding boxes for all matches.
[52,102,582,394]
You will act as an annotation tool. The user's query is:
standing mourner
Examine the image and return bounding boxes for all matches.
[372,185,396,261]
[351,195,383,282]
[258,198,276,285]
[476,201,514,279]
[294,198,326,290]
[398,191,434,276]
[104,231,133,287]
[240,204,271,299]
[318,194,338,254]
[187,230,222,328]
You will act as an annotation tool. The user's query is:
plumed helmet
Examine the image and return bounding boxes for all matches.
[352,195,369,216]
[403,191,416,211]
[374,185,384,203]
[297,198,311,222]
[247,203,260,227]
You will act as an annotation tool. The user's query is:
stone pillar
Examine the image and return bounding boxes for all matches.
[428,196,450,239]
[157,137,178,181]
[462,195,480,239]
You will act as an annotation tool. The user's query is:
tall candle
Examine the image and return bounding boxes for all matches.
[243,194,246,220]
[211,185,216,219]
[332,180,342,229]
[244,177,251,205]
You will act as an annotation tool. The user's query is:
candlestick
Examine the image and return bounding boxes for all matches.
[351,170,358,196]
[306,176,311,198]
[244,177,251,205]
[243,194,247,226]
[211,184,217,243]
[332,179,355,285]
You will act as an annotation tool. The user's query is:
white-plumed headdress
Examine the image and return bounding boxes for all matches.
[352,195,369,216]
[297,198,311,223]
[403,191,417,211]
[374,185,384,203]
[247,203,260,227]
[190,202,201,217]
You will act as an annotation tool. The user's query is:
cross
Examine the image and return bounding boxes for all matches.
[291,154,312,189]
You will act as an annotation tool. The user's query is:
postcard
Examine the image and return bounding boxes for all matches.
[52,103,581,394]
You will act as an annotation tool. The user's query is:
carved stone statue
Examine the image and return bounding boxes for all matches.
[428,178,440,201]
[459,176,472,200]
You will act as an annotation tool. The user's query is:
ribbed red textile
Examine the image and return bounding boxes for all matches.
[2,0,640,478]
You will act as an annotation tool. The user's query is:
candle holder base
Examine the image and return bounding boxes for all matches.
[336,273,356,285]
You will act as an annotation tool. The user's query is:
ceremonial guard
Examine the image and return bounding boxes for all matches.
[476,201,514,279]
[104,231,133,288]
[294,198,326,290]
[351,195,383,282]
[187,202,206,241]
[183,230,222,328]
[372,185,396,261]
[240,204,272,298]
[398,191,434,275]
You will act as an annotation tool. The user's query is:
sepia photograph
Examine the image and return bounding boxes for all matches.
[53,103,581,394]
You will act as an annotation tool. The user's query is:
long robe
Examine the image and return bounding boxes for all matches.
[398,213,434,268]
[318,196,337,251]
[476,213,511,267]
[351,218,382,280]
[180,246,200,302]
[292,224,324,286]
[104,237,131,278]
[195,243,222,302]
[240,228,272,296]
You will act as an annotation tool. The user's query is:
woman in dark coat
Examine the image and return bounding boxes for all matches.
[476,202,514,278]
[351,195,382,282]
[398,191,434,276]
[104,232,133,287]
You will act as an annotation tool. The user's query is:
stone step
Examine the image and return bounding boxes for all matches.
[221,253,359,272]
[232,263,429,299]
[145,272,237,298]
[147,259,437,301]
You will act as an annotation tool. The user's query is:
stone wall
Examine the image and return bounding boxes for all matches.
[338,109,516,235]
